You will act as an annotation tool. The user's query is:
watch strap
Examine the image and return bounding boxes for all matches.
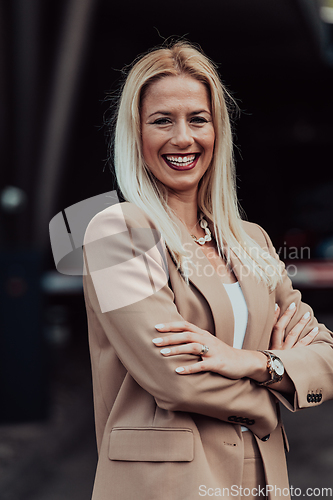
[257,350,284,386]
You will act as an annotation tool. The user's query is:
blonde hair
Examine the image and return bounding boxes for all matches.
[112,41,282,290]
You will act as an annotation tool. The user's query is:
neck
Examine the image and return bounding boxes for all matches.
[167,189,200,232]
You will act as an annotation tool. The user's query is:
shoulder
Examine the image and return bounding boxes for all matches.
[240,220,272,249]
[84,201,155,245]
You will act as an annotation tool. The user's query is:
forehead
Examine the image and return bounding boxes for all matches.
[141,75,211,112]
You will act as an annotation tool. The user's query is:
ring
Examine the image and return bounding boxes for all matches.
[200,344,209,356]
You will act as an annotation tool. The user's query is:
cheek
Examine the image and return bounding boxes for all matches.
[141,130,154,162]
[202,130,215,155]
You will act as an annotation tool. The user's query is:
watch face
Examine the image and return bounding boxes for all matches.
[272,358,284,376]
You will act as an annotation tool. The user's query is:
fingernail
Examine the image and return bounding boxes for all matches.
[275,303,278,311]
[152,338,163,344]
[160,348,171,354]
[155,324,165,329]
[303,312,310,319]
[175,367,185,373]
[311,327,318,334]
[288,302,296,310]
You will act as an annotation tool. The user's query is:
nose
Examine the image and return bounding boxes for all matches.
[170,121,194,149]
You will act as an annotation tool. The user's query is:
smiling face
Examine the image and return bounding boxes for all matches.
[140,75,215,199]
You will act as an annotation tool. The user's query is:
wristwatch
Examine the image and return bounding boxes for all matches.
[257,350,284,386]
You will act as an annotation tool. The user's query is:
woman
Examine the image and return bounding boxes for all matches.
[83,42,333,500]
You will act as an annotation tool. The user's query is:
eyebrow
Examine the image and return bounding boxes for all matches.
[148,111,171,118]
[148,109,211,118]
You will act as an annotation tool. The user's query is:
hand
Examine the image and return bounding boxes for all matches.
[153,321,265,379]
[269,302,319,350]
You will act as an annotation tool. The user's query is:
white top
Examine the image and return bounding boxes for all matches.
[222,281,249,431]
[222,282,248,350]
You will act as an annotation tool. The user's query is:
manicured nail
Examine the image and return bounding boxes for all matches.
[288,302,296,310]
[152,338,163,344]
[175,367,185,373]
[303,312,310,319]
[311,327,319,334]
[155,324,165,329]
[160,348,171,354]
[275,303,278,311]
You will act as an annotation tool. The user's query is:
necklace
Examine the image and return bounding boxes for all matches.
[191,216,212,245]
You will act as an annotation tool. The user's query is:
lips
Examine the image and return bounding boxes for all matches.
[162,153,200,171]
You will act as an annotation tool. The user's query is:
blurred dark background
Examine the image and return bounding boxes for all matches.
[0,0,333,499]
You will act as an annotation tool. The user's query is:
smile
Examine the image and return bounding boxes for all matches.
[162,154,199,171]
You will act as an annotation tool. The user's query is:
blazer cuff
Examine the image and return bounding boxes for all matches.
[269,343,333,411]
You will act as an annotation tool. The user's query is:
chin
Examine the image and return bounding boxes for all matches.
[169,181,200,193]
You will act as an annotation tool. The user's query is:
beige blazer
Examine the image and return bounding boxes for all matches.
[83,202,333,500]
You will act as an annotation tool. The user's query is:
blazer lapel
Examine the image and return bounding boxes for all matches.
[168,213,271,350]
[169,214,235,346]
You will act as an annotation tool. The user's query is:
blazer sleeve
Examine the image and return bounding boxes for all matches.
[83,204,279,439]
[255,225,333,412]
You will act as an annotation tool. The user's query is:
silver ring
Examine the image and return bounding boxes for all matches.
[200,345,209,356]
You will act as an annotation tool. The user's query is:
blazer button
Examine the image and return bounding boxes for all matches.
[228,416,237,422]
[319,393,323,402]
[247,419,255,426]
[307,394,312,403]
[261,434,270,442]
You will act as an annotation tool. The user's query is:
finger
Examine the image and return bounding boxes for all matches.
[269,302,297,349]
[175,360,209,374]
[154,321,203,334]
[160,343,204,357]
[152,331,203,346]
[273,303,280,325]
[270,303,294,349]
[282,311,312,349]
[269,327,282,350]
[275,302,297,331]
[294,327,319,348]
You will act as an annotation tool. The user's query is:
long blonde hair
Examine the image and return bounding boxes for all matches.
[112,41,282,290]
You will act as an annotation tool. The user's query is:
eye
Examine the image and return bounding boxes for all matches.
[152,117,172,125]
[190,116,209,124]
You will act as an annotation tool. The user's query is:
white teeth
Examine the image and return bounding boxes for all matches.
[166,154,196,165]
